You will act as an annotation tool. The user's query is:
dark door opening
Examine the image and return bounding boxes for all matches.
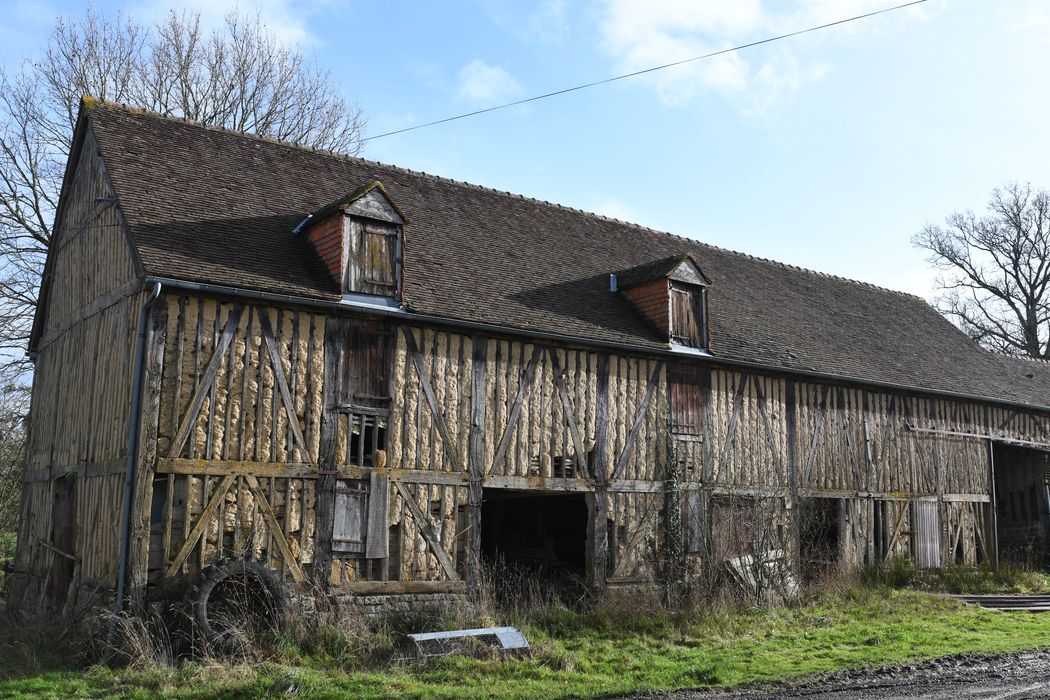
[994,444,1050,567]
[48,475,77,609]
[799,497,840,582]
[480,489,588,582]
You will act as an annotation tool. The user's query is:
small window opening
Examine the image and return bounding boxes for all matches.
[347,413,387,467]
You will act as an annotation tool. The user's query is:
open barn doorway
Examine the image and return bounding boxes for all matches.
[480,489,588,604]
[993,443,1050,567]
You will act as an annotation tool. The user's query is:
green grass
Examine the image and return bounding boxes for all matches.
[4,587,1050,699]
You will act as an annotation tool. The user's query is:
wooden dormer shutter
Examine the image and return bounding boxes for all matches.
[669,282,706,348]
[347,219,400,296]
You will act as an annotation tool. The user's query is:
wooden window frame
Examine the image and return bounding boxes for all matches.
[669,282,708,349]
[344,217,403,299]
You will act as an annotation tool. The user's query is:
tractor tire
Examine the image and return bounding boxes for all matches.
[184,559,290,654]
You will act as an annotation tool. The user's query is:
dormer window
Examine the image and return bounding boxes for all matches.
[302,181,407,304]
[669,282,707,348]
[615,253,710,351]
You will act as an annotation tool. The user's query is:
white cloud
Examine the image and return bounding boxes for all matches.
[456,59,525,107]
[593,0,931,114]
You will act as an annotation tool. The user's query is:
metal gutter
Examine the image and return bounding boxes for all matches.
[142,275,1050,416]
[115,280,162,611]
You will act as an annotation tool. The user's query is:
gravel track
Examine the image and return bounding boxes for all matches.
[628,649,1050,699]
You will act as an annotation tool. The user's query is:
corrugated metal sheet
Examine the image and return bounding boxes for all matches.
[913,500,941,569]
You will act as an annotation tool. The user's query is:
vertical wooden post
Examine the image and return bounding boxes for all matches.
[587,353,610,593]
[785,380,799,572]
[466,336,487,597]
[314,318,344,590]
[128,297,167,604]
[987,438,999,567]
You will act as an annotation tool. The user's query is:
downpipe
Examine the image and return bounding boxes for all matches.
[114,281,162,612]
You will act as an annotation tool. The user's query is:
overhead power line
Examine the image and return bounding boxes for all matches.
[363,0,926,143]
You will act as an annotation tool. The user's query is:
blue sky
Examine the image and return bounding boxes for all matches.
[2,0,1049,299]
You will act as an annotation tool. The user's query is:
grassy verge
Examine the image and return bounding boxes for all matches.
[3,585,1050,699]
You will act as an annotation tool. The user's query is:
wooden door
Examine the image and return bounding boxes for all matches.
[47,476,77,607]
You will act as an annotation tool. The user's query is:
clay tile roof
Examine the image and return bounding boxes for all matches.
[81,100,1050,409]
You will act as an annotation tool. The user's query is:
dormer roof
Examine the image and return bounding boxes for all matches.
[311,180,408,225]
[616,254,710,289]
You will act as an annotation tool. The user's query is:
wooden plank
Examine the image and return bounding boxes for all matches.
[35,279,142,352]
[157,458,315,478]
[130,299,168,603]
[342,579,467,595]
[718,374,750,478]
[258,311,310,458]
[394,480,460,581]
[752,379,782,480]
[163,474,236,578]
[547,349,589,474]
[313,318,344,587]
[610,362,663,482]
[365,472,390,559]
[802,385,831,486]
[467,336,487,594]
[588,353,611,592]
[244,475,306,584]
[402,327,464,472]
[487,475,595,491]
[492,345,543,474]
[168,305,244,459]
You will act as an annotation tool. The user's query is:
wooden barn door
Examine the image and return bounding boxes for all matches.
[913,500,942,569]
[47,475,77,607]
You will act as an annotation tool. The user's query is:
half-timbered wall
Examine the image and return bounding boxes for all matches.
[124,295,1050,599]
[11,127,141,610]
[147,296,325,591]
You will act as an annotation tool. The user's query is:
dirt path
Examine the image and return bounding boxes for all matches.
[632,650,1050,699]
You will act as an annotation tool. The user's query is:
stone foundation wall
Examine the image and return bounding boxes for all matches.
[296,592,471,622]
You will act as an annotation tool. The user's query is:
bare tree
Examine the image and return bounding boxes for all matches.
[914,183,1050,358]
[0,382,29,532]
[0,8,366,381]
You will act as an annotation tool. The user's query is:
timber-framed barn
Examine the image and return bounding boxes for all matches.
[11,99,1050,616]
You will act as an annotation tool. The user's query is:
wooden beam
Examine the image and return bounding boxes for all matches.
[547,348,589,474]
[340,579,467,595]
[245,475,306,584]
[491,345,542,475]
[486,474,594,491]
[802,385,831,486]
[401,327,464,472]
[314,317,344,589]
[610,362,663,482]
[466,336,487,595]
[130,300,168,604]
[168,305,244,458]
[163,474,236,578]
[258,312,310,458]
[718,374,750,477]
[34,278,142,352]
[394,480,460,581]
[157,458,314,478]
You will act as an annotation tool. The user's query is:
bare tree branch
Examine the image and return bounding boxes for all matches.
[914,182,1050,358]
[0,7,366,385]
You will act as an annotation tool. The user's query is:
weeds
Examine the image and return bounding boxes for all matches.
[4,560,1050,698]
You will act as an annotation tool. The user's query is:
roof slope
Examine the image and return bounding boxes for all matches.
[83,101,1050,409]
